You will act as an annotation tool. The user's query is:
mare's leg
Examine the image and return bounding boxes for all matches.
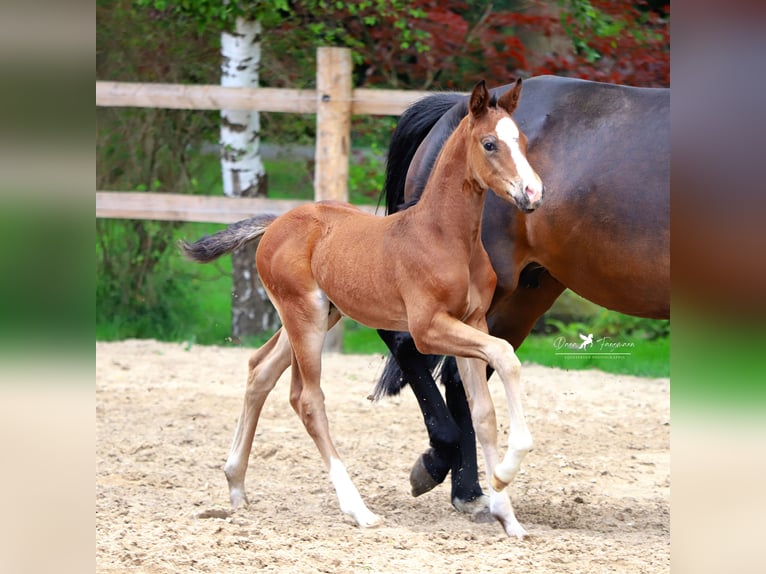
[487,270,565,348]
[377,331,467,498]
[439,357,488,515]
[411,313,532,538]
[286,305,381,528]
[224,327,292,508]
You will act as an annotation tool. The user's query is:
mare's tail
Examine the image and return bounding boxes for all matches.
[372,350,444,400]
[179,214,278,263]
[382,92,464,215]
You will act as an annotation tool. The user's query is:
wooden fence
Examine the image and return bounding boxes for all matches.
[96,47,441,223]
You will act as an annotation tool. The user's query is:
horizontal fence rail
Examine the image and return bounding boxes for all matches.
[96,191,381,224]
[95,81,438,116]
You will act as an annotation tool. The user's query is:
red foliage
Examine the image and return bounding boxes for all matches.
[542,0,670,87]
[340,0,670,89]
[267,0,668,89]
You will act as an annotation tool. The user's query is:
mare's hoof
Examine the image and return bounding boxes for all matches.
[410,455,440,497]
[453,494,493,523]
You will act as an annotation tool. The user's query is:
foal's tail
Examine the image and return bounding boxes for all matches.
[179,214,278,263]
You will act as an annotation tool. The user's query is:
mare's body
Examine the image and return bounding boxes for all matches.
[376,75,669,508]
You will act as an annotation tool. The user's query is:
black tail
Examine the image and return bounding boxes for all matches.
[178,214,278,263]
[372,334,445,400]
[382,92,465,215]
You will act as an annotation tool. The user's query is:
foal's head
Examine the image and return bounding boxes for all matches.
[466,79,543,213]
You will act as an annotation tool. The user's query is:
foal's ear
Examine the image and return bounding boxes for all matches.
[469,80,490,119]
[497,78,523,115]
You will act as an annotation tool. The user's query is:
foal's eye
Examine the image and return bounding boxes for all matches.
[483,141,496,152]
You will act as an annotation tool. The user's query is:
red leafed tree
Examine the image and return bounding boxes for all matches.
[536,0,670,87]
[267,1,668,89]
[414,0,670,88]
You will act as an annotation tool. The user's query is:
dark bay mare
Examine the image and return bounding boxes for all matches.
[375,75,669,516]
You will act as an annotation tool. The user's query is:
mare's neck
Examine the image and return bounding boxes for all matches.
[413,122,488,247]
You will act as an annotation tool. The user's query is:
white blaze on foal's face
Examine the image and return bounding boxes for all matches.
[495,116,543,198]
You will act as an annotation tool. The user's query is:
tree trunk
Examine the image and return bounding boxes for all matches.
[220,18,280,342]
[516,2,570,66]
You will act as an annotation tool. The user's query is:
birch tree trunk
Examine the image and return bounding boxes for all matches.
[220,17,280,342]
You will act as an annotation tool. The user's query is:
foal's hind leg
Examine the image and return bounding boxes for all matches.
[224,327,292,508]
[285,304,381,528]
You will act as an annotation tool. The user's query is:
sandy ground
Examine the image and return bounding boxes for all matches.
[96,339,669,573]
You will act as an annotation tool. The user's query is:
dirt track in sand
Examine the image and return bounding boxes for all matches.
[96,339,669,573]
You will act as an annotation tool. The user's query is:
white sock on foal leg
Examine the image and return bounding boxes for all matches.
[489,487,528,539]
[493,428,533,489]
[329,457,381,528]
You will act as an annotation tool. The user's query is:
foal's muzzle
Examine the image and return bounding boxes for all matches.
[509,182,544,213]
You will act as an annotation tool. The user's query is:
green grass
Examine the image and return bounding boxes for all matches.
[516,333,669,378]
[342,321,388,354]
[263,158,314,200]
[340,323,669,378]
[96,220,235,345]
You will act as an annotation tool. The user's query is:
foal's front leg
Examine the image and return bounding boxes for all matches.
[411,313,531,538]
[485,344,533,491]
[456,356,527,539]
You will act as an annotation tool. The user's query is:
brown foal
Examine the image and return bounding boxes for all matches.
[180,79,543,538]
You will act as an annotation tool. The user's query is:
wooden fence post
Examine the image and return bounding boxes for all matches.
[314,47,352,202]
[315,47,352,351]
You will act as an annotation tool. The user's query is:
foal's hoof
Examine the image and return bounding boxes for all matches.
[410,455,440,497]
[354,511,383,529]
[497,517,529,540]
[229,489,248,510]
